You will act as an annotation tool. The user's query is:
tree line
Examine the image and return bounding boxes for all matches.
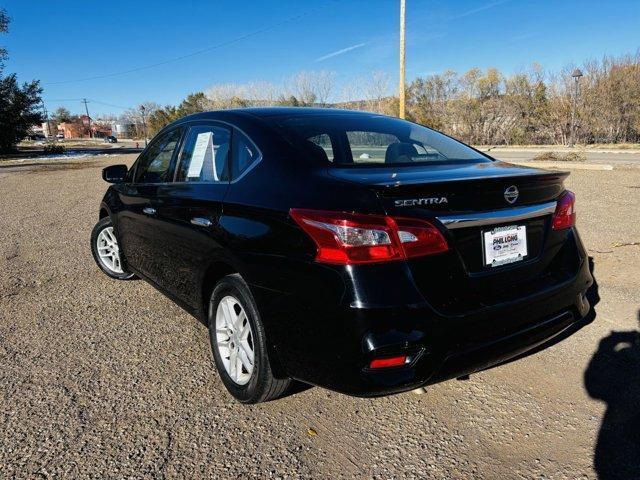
[139,52,640,146]
[1,3,638,153]
[407,53,640,145]
[0,8,43,153]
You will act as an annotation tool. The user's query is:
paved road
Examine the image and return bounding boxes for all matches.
[484,148,640,166]
[1,155,639,478]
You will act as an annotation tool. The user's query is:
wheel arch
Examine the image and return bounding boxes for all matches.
[99,203,111,220]
[199,259,288,379]
[200,261,238,322]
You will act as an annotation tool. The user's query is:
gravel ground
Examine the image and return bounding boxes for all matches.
[0,155,638,479]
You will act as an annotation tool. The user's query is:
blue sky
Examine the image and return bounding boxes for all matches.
[3,0,639,116]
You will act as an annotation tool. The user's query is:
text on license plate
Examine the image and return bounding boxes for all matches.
[483,225,528,267]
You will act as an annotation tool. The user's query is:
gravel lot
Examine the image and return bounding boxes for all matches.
[1,155,639,479]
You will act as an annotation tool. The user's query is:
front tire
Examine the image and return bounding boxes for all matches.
[90,217,134,280]
[208,274,290,403]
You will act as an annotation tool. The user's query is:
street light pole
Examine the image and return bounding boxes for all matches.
[569,68,583,147]
[398,0,406,119]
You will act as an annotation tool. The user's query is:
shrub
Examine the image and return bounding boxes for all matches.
[533,151,586,162]
[562,151,587,162]
[533,151,560,161]
[43,143,65,154]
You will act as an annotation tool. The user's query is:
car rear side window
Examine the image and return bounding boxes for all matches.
[231,130,261,180]
[176,125,231,183]
[135,127,183,183]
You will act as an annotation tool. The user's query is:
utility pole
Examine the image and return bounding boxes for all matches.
[82,98,92,138]
[569,69,583,147]
[398,0,406,119]
[41,99,50,139]
[140,105,148,147]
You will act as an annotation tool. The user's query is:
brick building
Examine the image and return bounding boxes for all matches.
[58,116,112,139]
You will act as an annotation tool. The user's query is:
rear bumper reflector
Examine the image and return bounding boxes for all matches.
[369,356,409,369]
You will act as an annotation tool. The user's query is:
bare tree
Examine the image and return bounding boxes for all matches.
[146,53,640,145]
[313,71,336,106]
[286,71,316,106]
[243,81,279,106]
[360,71,391,113]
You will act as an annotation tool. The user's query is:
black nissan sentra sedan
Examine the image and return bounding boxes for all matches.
[91,108,594,403]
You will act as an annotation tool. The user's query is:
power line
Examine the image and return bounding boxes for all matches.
[87,99,130,110]
[44,98,131,111]
[43,3,331,86]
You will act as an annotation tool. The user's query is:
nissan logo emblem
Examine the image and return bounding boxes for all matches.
[504,185,519,204]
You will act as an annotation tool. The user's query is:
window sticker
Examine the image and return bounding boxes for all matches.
[187,131,216,180]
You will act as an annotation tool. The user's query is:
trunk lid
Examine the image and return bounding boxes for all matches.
[329,160,574,315]
[328,160,568,213]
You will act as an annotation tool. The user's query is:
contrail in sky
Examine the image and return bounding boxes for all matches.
[316,43,366,62]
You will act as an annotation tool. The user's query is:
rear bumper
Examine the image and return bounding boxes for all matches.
[352,308,583,397]
[251,228,595,397]
[420,302,587,388]
[316,280,591,397]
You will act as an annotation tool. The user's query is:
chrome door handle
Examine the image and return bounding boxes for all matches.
[190,217,212,227]
[143,207,156,215]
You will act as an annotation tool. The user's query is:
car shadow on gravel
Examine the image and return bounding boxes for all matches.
[584,311,640,480]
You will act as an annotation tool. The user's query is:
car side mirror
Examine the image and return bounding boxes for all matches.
[102,164,128,183]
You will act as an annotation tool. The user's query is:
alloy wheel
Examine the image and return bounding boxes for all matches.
[215,295,255,385]
[96,226,124,274]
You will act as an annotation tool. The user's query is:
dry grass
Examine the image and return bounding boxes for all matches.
[533,151,587,162]
[479,144,640,151]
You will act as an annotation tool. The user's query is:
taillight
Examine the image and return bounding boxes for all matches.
[552,190,576,230]
[289,209,449,265]
[394,217,449,258]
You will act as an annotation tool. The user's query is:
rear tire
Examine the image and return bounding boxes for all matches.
[90,217,134,280]
[208,274,290,403]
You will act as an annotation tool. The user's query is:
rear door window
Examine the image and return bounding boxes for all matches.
[175,124,231,182]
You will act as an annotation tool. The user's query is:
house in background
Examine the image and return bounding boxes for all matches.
[57,115,112,139]
[26,123,46,140]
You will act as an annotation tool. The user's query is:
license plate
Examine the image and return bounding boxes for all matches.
[483,225,528,267]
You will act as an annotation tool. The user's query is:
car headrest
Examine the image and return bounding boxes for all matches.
[385,142,418,163]
[305,140,329,163]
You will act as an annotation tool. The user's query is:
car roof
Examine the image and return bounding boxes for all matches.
[175,107,386,125]
[228,107,381,118]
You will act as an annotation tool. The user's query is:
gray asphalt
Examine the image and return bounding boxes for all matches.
[485,149,640,166]
[1,155,639,478]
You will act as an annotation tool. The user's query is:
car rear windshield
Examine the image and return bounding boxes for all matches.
[274,114,490,166]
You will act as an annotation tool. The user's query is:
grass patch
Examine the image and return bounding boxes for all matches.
[43,144,66,154]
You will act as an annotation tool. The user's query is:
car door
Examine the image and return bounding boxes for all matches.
[116,126,184,284]
[148,122,232,308]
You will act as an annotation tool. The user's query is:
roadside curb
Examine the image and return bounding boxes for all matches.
[478,147,640,155]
